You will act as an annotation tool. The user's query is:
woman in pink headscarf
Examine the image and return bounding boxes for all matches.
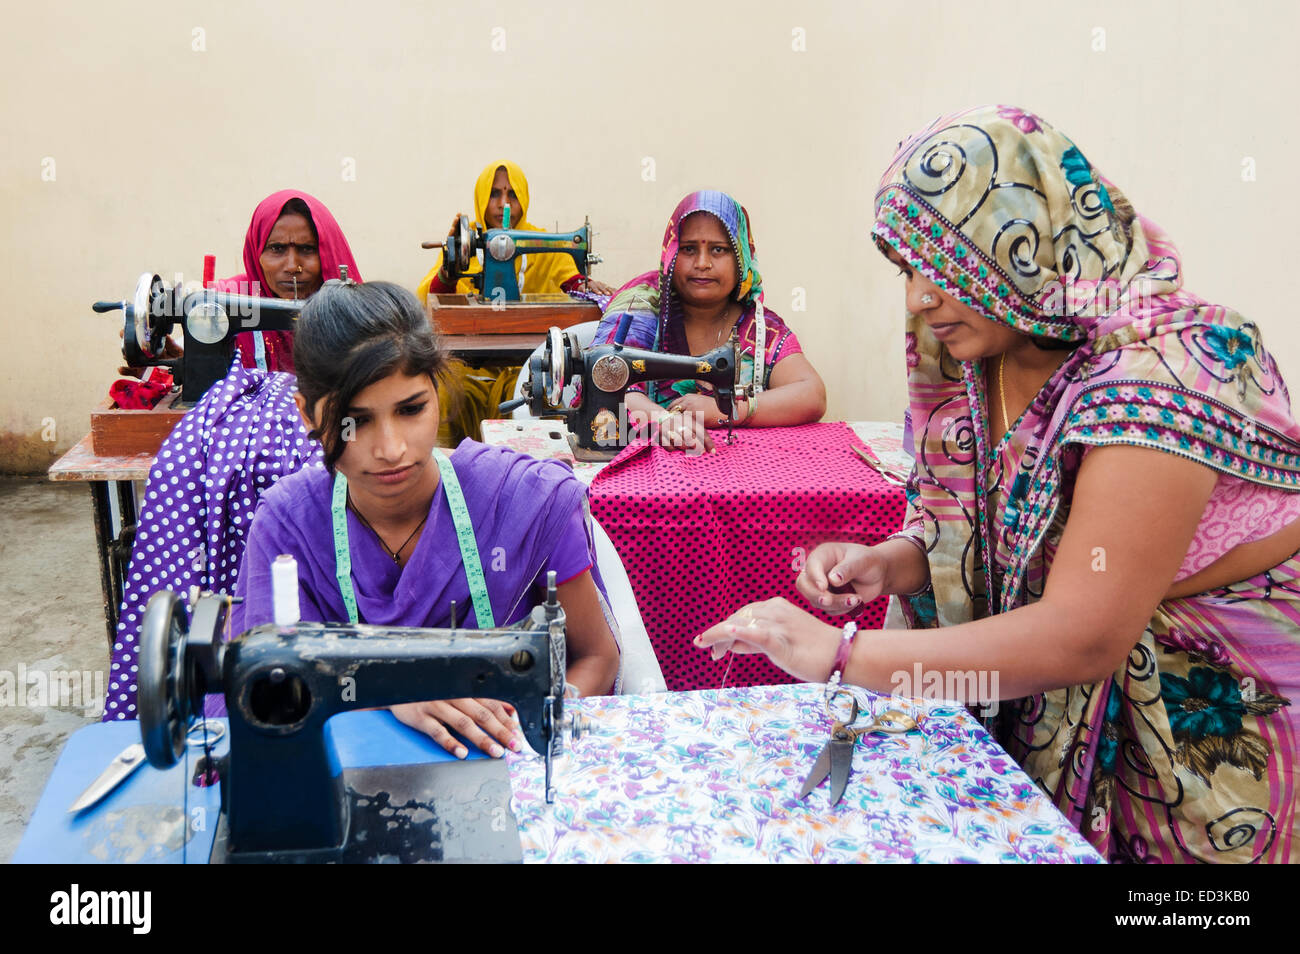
[216,189,362,373]
[106,190,360,721]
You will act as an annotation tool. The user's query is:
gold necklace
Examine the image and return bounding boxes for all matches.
[711,304,737,347]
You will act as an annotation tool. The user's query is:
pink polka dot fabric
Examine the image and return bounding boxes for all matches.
[588,423,906,691]
[104,363,320,721]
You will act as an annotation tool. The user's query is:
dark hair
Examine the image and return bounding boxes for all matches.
[294,281,449,470]
[277,197,317,236]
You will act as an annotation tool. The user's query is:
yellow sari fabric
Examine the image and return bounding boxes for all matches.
[416,159,580,304]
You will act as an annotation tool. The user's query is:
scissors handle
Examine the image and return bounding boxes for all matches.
[849,709,920,740]
[824,687,860,724]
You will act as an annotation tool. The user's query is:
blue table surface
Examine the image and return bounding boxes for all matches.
[13,711,474,864]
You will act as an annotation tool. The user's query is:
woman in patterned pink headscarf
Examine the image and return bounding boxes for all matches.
[699,106,1300,863]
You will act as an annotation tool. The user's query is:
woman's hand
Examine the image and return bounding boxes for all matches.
[390,698,522,759]
[583,277,617,296]
[667,393,722,420]
[668,391,757,427]
[694,597,841,683]
[796,542,889,614]
[117,328,182,377]
[658,406,716,454]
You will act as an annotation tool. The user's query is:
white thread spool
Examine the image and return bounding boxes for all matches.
[272,554,300,626]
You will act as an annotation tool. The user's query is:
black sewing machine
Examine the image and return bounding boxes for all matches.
[135,574,586,863]
[500,323,749,460]
[423,214,601,302]
[94,270,316,403]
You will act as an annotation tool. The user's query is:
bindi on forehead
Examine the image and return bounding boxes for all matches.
[679,214,729,244]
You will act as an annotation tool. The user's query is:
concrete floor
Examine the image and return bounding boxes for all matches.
[0,477,109,862]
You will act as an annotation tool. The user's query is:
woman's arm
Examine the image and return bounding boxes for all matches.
[745,352,827,426]
[556,570,622,696]
[667,352,827,428]
[697,445,1218,699]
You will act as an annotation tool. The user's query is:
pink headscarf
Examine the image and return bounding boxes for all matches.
[217,189,362,373]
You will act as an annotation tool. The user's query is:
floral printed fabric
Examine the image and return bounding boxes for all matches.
[507,683,1102,863]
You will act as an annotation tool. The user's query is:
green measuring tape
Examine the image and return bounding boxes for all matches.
[331,449,495,627]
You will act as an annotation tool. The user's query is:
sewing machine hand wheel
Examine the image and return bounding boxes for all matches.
[544,326,566,407]
[450,214,474,277]
[96,272,168,365]
[138,590,197,769]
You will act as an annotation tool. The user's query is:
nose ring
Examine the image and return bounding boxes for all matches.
[295,265,304,273]
[920,293,935,305]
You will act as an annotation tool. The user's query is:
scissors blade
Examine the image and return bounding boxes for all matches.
[68,743,147,813]
[798,743,833,799]
[828,739,855,805]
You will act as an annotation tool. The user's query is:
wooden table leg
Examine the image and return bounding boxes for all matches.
[87,479,139,649]
[88,481,118,648]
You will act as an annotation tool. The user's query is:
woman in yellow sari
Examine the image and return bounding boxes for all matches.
[417,160,616,445]
[417,159,615,302]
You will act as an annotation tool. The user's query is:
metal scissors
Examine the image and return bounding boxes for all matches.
[798,691,919,805]
[68,719,225,813]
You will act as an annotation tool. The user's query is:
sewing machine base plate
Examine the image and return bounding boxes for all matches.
[210,759,523,863]
[568,432,621,463]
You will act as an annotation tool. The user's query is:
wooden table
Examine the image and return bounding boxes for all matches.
[47,435,154,647]
[443,333,548,364]
[430,295,601,366]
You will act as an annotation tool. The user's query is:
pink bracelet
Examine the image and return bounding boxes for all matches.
[826,621,859,687]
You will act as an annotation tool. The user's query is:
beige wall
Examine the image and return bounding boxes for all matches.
[3,0,1297,471]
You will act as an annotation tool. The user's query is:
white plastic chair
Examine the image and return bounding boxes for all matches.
[591,515,666,694]
[505,320,664,692]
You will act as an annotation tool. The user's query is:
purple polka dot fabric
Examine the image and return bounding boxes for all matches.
[104,362,320,720]
[588,423,906,692]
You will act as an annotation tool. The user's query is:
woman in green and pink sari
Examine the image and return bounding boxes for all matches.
[698,106,1300,863]
[592,190,826,451]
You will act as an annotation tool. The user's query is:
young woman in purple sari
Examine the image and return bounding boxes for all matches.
[232,280,622,759]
